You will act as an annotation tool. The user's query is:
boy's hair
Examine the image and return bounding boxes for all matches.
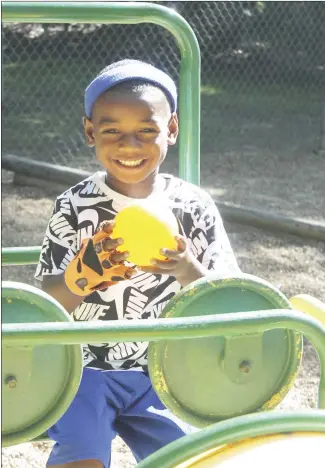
[84,59,177,119]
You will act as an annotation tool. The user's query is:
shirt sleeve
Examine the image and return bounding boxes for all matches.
[35,190,78,281]
[187,191,240,275]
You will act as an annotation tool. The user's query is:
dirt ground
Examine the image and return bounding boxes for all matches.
[1,162,325,467]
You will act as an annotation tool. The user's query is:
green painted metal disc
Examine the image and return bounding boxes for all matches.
[148,273,302,428]
[2,282,82,447]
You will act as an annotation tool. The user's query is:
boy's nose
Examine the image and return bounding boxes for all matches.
[118,134,141,151]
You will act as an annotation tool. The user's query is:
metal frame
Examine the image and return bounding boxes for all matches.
[3,296,325,409]
[137,410,325,467]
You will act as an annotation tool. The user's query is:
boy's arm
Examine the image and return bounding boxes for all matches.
[42,273,86,314]
[191,192,240,275]
[35,191,84,313]
[179,194,240,285]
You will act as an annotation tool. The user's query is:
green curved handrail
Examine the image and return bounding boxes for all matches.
[136,410,325,468]
[2,308,325,408]
[2,1,201,185]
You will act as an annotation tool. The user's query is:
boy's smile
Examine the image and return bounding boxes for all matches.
[83,88,178,198]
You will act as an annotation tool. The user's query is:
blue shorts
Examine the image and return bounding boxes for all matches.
[47,368,195,467]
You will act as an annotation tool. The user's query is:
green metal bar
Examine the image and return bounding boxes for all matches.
[2,2,201,185]
[2,310,307,345]
[3,309,325,408]
[2,246,41,265]
[137,410,325,468]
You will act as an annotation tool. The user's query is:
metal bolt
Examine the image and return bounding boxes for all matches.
[239,360,251,374]
[5,375,17,388]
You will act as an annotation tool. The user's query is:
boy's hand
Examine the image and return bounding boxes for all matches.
[139,235,208,287]
[64,220,136,296]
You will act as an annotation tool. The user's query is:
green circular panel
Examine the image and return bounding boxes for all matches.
[148,273,302,428]
[2,281,82,447]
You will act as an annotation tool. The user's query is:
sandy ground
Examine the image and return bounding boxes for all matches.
[1,167,325,467]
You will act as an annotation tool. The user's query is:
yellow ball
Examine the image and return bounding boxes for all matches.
[112,200,179,266]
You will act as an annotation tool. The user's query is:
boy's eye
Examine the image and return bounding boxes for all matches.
[102,129,120,134]
[140,128,157,133]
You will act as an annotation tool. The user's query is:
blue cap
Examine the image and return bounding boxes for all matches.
[84,60,177,119]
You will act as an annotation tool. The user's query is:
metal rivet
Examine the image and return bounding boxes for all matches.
[239,360,251,373]
[5,375,17,388]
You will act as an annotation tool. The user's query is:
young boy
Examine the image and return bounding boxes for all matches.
[36,59,240,468]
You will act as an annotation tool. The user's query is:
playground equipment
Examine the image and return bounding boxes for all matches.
[3,274,325,464]
[2,282,82,447]
[2,2,325,466]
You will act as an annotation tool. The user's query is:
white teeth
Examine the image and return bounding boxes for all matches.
[118,159,143,167]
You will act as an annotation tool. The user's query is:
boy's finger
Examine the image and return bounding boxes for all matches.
[175,235,187,252]
[160,236,187,258]
[110,251,129,265]
[150,258,178,269]
[160,248,182,258]
[138,265,160,274]
[94,237,123,254]
[98,220,116,234]
[101,237,123,252]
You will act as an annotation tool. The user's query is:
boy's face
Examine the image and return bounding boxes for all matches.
[83,87,178,193]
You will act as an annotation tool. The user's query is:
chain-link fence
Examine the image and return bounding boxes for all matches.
[3,1,325,173]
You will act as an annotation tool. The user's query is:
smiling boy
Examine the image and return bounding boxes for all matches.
[36,59,240,468]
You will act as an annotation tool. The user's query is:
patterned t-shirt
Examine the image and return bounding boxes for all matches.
[35,171,239,371]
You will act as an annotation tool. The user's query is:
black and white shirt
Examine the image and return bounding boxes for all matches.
[35,171,239,371]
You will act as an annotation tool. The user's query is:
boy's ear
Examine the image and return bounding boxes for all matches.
[83,117,95,147]
[167,113,179,146]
